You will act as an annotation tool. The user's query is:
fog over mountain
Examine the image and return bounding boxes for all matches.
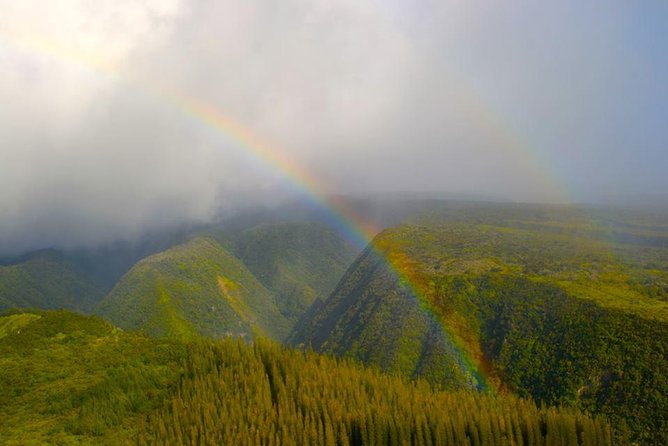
[1,0,666,254]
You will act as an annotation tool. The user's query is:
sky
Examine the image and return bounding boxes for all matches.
[0,0,666,254]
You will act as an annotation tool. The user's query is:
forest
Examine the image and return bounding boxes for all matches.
[0,310,611,446]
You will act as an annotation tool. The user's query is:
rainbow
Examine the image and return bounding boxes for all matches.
[152,85,380,249]
[379,249,493,392]
[0,25,578,393]
[146,83,495,391]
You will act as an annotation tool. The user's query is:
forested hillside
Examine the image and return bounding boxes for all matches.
[0,310,611,446]
[230,221,358,321]
[95,221,357,341]
[96,236,291,341]
[0,250,105,313]
[0,227,194,314]
[291,221,668,445]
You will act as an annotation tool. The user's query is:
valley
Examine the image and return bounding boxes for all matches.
[1,201,667,445]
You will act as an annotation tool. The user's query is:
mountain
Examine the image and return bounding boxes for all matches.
[0,309,611,445]
[0,250,105,313]
[95,221,357,341]
[0,227,195,314]
[2,201,665,444]
[289,245,481,389]
[57,228,195,291]
[96,236,291,341]
[230,221,358,321]
[290,221,668,445]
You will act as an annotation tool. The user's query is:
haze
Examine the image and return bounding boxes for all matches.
[1,0,666,254]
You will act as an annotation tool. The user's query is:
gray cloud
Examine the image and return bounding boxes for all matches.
[0,0,665,254]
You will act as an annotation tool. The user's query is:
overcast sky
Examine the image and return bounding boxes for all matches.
[0,0,666,254]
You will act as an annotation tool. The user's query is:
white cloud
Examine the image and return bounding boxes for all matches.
[0,0,664,253]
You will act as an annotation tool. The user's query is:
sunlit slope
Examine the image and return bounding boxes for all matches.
[96,236,290,341]
[232,221,358,321]
[0,310,611,446]
[0,310,189,445]
[379,224,668,320]
[0,250,105,313]
[291,224,668,445]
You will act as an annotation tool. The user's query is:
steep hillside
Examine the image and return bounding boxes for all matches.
[231,221,358,321]
[0,310,611,446]
[0,250,105,313]
[96,236,291,341]
[291,223,668,445]
[289,246,480,389]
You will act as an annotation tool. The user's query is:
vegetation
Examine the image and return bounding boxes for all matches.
[95,222,356,341]
[141,339,611,446]
[0,310,188,445]
[2,202,667,445]
[473,275,667,444]
[96,236,291,341]
[0,250,105,313]
[230,221,358,321]
[288,247,479,389]
[0,310,611,446]
[292,219,668,445]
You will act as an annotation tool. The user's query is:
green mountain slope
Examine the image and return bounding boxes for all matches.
[231,221,358,321]
[0,310,611,446]
[289,246,479,389]
[290,223,668,445]
[96,236,291,341]
[0,250,105,313]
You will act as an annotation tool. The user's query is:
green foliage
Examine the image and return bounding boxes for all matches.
[288,248,479,389]
[292,218,668,445]
[2,203,666,445]
[0,310,610,446]
[231,221,358,321]
[379,223,668,320]
[142,339,610,446]
[0,250,105,313]
[96,222,356,341]
[0,312,41,339]
[471,275,667,445]
[96,236,291,341]
[0,310,187,445]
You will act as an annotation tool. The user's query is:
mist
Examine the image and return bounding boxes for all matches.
[1,0,666,255]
